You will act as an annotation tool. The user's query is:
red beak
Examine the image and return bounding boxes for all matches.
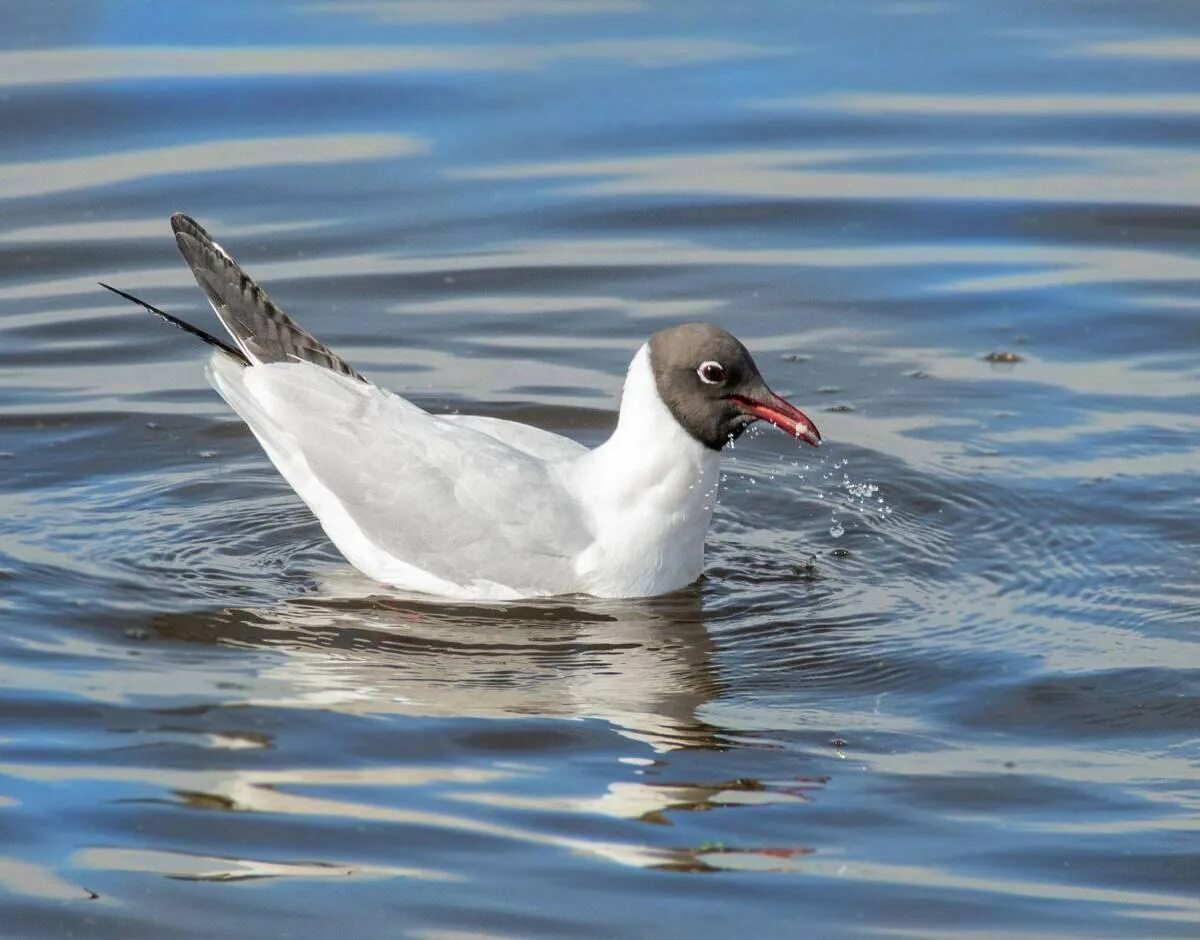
[730,391,822,446]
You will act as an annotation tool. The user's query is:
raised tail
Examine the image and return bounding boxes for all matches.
[169,213,366,382]
[99,281,250,364]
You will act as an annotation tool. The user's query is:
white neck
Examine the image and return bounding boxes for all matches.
[567,345,722,597]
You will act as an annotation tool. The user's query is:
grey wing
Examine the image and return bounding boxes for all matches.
[210,359,591,596]
[171,213,366,382]
[315,414,590,592]
[442,414,588,461]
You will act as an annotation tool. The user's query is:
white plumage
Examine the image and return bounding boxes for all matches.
[209,346,719,600]
[110,213,819,601]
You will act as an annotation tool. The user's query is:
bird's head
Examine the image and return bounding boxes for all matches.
[647,323,821,451]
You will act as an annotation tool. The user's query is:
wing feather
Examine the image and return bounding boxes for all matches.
[208,357,589,597]
[172,213,365,382]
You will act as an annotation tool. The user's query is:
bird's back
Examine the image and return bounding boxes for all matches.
[209,355,592,599]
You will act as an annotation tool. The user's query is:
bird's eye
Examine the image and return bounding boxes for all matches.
[697,361,726,384]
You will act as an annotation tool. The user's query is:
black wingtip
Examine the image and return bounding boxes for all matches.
[99,281,250,365]
[98,281,150,307]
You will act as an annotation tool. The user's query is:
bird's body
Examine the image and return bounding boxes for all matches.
[208,346,718,599]
[106,215,819,601]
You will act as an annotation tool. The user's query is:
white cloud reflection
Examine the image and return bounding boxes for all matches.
[0,39,776,91]
[1071,37,1200,60]
[458,144,1200,208]
[309,0,643,24]
[0,134,424,200]
[761,92,1200,116]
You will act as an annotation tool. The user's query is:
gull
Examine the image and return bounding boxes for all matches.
[103,214,820,601]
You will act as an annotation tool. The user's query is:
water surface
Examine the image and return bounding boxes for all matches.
[1,2,1198,937]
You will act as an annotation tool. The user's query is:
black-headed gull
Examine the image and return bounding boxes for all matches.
[104,214,820,600]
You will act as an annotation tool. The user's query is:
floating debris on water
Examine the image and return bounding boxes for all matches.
[906,369,930,379]
[794,555,819,579]
[825,403,856,413]
[829,518,845,538]
[984,351,1023,364]
[781,354,811,363]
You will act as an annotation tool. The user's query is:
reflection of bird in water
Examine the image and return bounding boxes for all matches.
[152,575,726,753]
[0,584,823,888]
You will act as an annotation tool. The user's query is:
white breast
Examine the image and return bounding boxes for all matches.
[567,345,721,597]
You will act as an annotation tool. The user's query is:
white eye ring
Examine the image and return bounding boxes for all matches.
[697,360,726,384]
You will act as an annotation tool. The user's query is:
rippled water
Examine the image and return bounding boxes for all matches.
[2,2,1199,936]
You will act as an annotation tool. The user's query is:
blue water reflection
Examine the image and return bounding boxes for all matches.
[1,0,1198,936]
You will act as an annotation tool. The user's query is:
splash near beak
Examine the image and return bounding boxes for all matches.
[730,391,822,446]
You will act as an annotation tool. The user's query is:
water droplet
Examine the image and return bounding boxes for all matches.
[844,480,878,500]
